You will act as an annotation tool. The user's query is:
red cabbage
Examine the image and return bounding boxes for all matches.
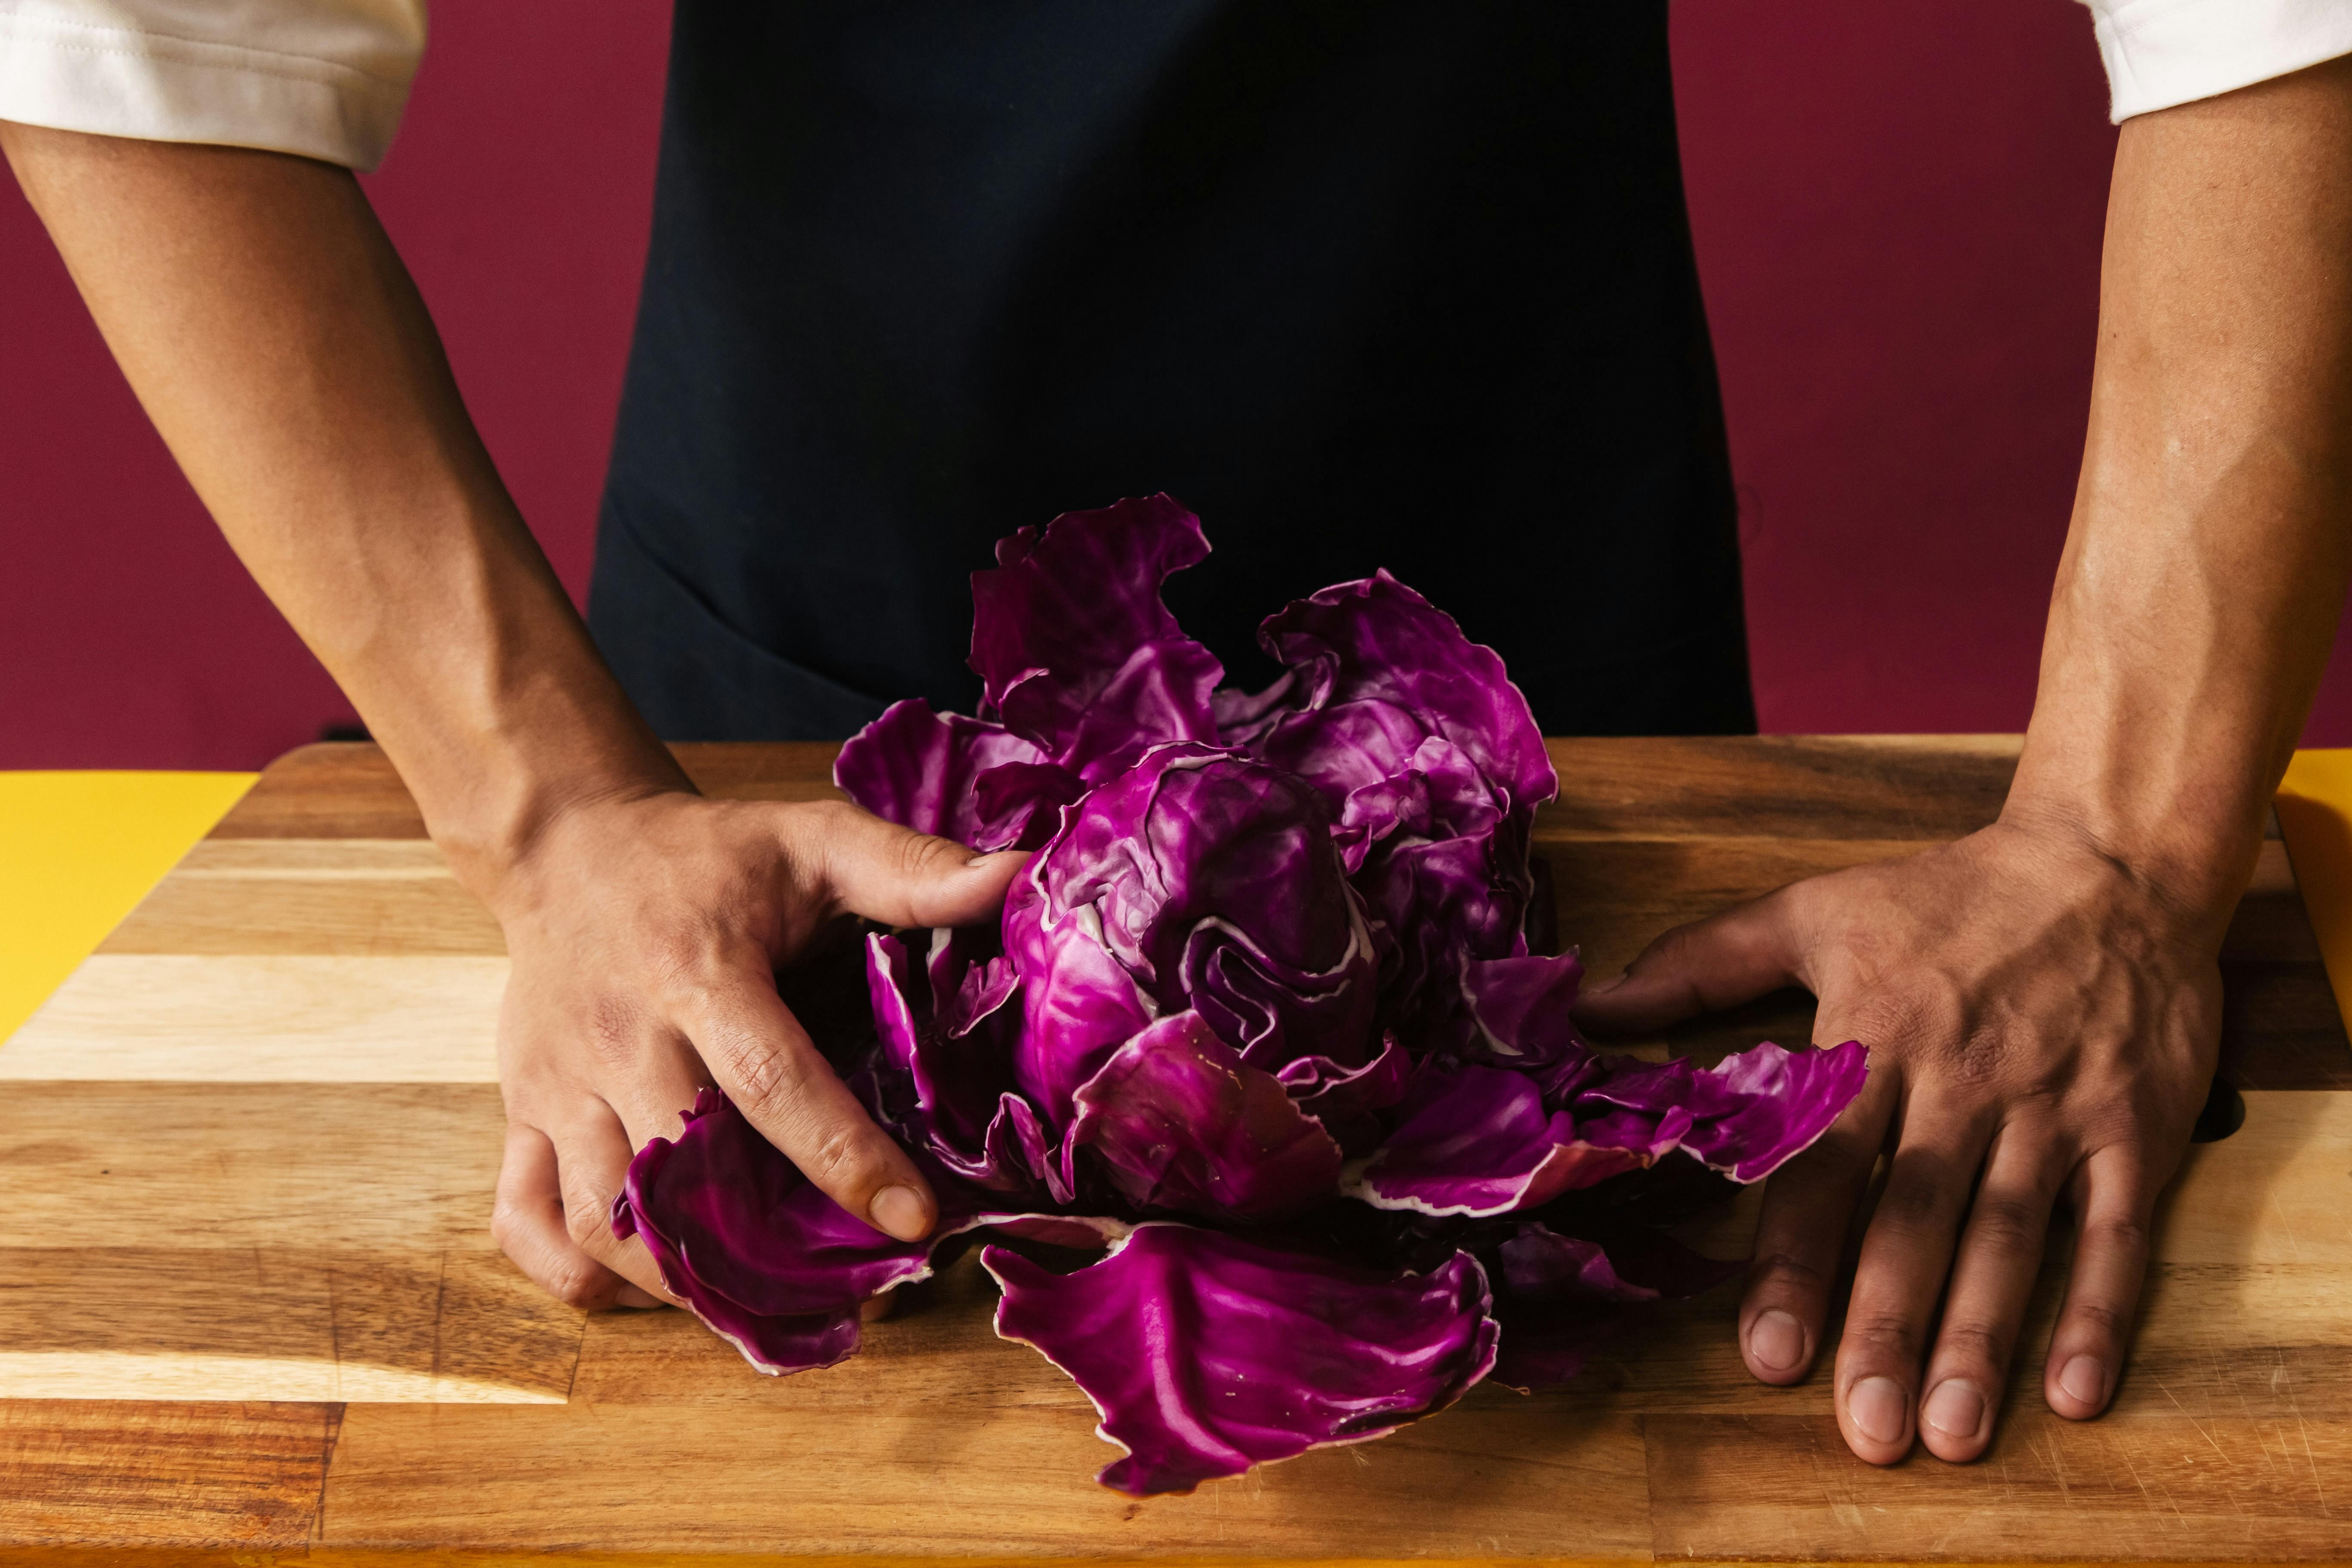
[986,1225,1498,1497]
[1064,1011,1345,1221]
[616,495,1868,1494]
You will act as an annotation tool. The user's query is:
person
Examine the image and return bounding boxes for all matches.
[3,0,2347,1470]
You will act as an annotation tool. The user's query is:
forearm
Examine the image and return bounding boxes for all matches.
[0,123,686,899]
[2006,57,2352,933]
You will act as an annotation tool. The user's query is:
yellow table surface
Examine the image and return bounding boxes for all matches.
[0,771,256,1044]
[2277,748,2352,1037]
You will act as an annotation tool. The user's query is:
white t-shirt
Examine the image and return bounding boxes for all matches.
[0,0,2346,172]
[0,1,424,169]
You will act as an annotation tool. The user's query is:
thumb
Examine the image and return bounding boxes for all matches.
[1573,888,1804,1034]
[798,800,1030,929]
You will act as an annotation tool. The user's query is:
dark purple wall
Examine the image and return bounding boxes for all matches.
[6,0,2348,768]
[0,6,666,768]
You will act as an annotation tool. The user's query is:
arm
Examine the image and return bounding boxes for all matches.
[1577,54,2352,1464]
[0,122,1021,1304]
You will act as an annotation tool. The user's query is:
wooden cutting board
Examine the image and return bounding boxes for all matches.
[3,736,2347,1563]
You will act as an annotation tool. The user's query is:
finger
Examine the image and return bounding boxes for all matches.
[1916,1124,2068,1462]
[490,1123,664,1311]
[549,1109,680,1304]
[1573,888,1804,1033]
[794,800,1028,930]
[1739,1060,1897,1387]
[2043,1143,2156,1421]
[1833,1094,1991,1465]
[691,964,938,1243]
[603,1025,712,1157]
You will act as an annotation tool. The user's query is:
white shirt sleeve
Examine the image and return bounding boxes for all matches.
[0,0,425,170]
[2083,0,2352,121]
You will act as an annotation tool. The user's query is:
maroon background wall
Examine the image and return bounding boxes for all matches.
[6,0,2351,769]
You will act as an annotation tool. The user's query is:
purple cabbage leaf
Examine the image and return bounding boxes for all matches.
[616,494,1869,1491]
[985,1224,1498,1496]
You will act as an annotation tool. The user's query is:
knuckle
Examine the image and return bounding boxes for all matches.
[1935,1320,2012,1370]
[1748,1250,1831,1297]
[2064,1298,2133,1339]
[1840,993,1931,1054]
[2084,1208,2153,1256]
[1968,1193,2048,1256]
[1792,1120,1877,1174]
[1645,924,1695,967]
[488,1211,608,1309]
[1844,1309,1925,1362]
[542,1261,609,1311]
[560,1181,616,1250]
[646,935,732,1013]
[797,1120,879,1193]
[1869,1179,1947,1238]
[1943,1036,2010,1092]
[723,1037,812,1114]
[2083,1103,2158,1152]
[1623,922,1696,983]
[585,993,644,1066]
[894,828,957,882]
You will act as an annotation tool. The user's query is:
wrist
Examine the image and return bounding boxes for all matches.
[1995,762,2265,949]
[389,673,694,918]
[2004,553,2290,943]
[440,758,692,925]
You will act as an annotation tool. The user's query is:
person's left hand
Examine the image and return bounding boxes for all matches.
[1572,817,2221,1464]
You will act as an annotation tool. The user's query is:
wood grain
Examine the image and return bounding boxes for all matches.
[319,1401,1653,1557]
[101,839,501,958]
[1644,1411,2352,1561]
[1537,735,2028,842]
[2,956,504,1081]
[210,735,2045,843]
[59,740,2337,1088]
[203,742,855,841]
[0,1082,504,1247]
[4,737,2347,1561]
[0,1249,578,1404]
[0,1401,335,1550]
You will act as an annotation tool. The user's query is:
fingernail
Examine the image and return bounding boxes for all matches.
[2058,1354,2106,1408]
[1922,1379,1985,1440]
[1849,1375,1910,1447]
[1749,1309,1805,1372]
[869,1184,930,1241]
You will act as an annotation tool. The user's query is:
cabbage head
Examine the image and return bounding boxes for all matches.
[615,496,1867,1495]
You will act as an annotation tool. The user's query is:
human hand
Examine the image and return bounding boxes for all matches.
[1573,819,2222,1464]
[480,790,1025,1310]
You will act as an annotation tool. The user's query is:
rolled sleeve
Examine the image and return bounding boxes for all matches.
[0,0,426,170]
[2083,0,2352,121]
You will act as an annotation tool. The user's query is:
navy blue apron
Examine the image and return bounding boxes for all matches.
[588,0,1754,739]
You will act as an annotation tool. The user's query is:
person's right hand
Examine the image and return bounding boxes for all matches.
[481,790,1026,1310]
